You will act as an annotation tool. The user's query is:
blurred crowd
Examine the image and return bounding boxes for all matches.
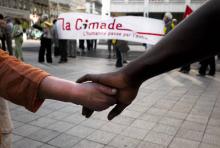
[0,12,218,76]
[0,14,24,61]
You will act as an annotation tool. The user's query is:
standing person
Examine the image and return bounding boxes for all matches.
[115,41,122,67]
[39,21,53,63]
[107,39,112,58]
[92,39,97,51]
[90,40,93,51]
[122,48,129,64]
[51,19,60,57]
[86,39,92,51]
[171,19,178,29]
[79,39,85,55]
[120,40,129,64]
[114,40,129,67]
[12,18,24,61]
[33,15,53,63]
[0,14,6,51]
[163,12,173,35]
[198,56,216,76]
[143,43,147,51]
[59,39,68,63]
[5,17,13,55]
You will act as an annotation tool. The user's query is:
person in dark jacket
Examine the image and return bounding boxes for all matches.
[52,19,60,57]
[5,17,13,55]
[33,15,53,63]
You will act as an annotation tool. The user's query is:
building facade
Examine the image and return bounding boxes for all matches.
[109,0,207,19]
[49,0,86,18]
[0,0,30,18]
[0,0,50,19]
[0,0,87,19]
[31,0,50,16]
[85,0,102,14]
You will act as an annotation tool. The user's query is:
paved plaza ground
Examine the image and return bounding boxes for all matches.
[8,41,220,148]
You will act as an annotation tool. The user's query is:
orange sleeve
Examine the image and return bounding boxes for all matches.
[0,50,50,112]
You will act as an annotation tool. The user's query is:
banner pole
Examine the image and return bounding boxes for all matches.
[144,0,146,17]
[144,0,149,17]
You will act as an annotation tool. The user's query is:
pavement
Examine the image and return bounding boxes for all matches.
[8,40,220,148]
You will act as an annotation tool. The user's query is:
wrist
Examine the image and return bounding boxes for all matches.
[120,62,144,87]
[69,83,85,106]
[41,76,82,105]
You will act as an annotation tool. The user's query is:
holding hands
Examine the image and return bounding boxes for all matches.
[73,81,117,111]
[39,76,118,112]
[77,70,141,120]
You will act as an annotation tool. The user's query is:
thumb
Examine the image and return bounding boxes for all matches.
[96,83,117,96]
[107,104,127,120]
[77,74,98,83]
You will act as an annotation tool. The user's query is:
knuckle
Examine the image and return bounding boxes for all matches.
[84,74,89,79]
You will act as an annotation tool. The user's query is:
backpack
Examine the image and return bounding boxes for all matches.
[13,25,23,38]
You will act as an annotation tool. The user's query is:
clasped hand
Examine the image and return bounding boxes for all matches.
[77,71,140,120]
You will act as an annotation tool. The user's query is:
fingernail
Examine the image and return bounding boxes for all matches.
[112,89,117,94]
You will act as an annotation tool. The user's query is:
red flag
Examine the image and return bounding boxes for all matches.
[183,5,193,19]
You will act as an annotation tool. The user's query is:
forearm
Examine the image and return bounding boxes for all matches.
[123,0,220,85]
[38,76,117,111]
[38,76,81,105]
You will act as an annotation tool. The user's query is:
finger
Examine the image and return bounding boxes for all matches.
[77,74,97,83]
[82,107,94,118]
[77,72,117,87]
[88,95,117,111]
[99,95,117,108]
[107,104,127,120]
[106,96,117,106]
[96,83,117,95]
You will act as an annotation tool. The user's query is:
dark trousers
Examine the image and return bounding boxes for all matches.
[6,35,13,55]
[107,40,112,56]
[54,46,60,56]
[39,38,52,63]
[86,40,91,51]
[91,40,97,50]
[59,39,68,62]
[79,40,85,51]
[115,46,123,67]
[0,37,6,51]
[199,56,216,75]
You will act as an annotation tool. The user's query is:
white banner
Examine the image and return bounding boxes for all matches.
[57,13,165,44]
